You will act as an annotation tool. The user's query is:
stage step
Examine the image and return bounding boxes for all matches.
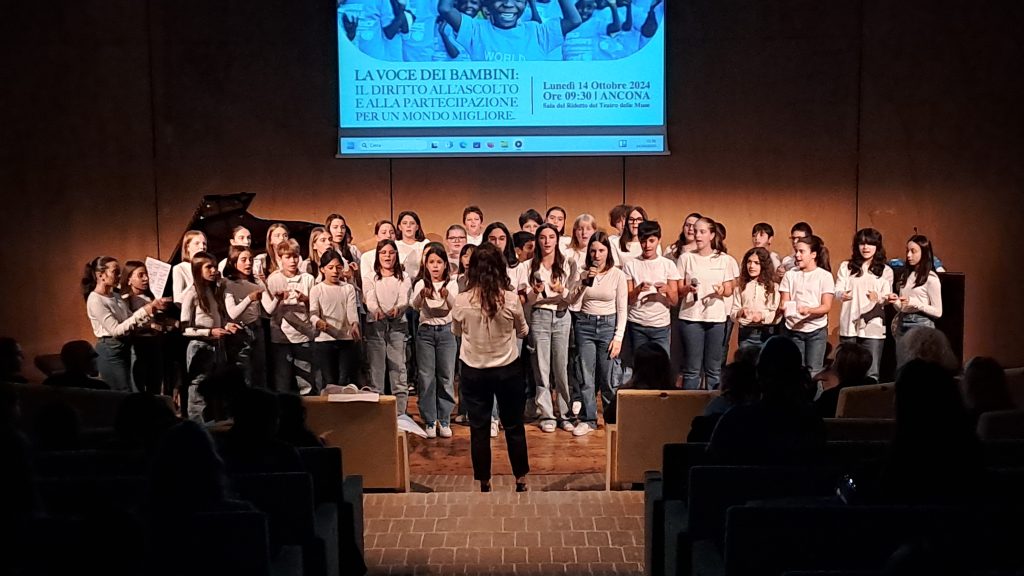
[363,488,644,575]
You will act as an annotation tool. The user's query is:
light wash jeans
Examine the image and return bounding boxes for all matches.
[531,308,572,423]
[366,317,409,415]
[416,323,457,426]
[783,326,828,376]
[96,337,133,392]
[679,320,727,390]
[574,312,618,427]
[840,336,884,382]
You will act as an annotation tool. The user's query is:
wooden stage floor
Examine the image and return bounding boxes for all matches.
[405,396,607,477]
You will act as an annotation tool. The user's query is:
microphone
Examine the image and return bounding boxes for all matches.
[689,277,699,302]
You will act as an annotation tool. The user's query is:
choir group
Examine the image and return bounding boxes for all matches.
[82,203,944,437]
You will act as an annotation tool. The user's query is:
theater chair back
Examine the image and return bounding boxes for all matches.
[606,390,717,489]
[835,383,894,418]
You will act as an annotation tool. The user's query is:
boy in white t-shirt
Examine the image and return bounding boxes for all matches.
[623,221,680,355]
[438,0,582,61]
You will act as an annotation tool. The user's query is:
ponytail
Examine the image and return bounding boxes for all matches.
[82,256,117,300]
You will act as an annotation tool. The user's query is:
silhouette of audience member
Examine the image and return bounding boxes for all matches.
[197,364,249,424]
[276,393,324,448]
[42,340,109,390]
[896,326,958,374]
[688,359,757,442]
[31,401,81,451]
[814,341,873,418]
[217,388,303,474]
[707,336,825,464]
[882,539,969,576]
[867,359,983,505]
[960,356,1014,423]
[1,383,40,572]
[113,392,179,451]
[603,342,674,425]
[0,337,28,383]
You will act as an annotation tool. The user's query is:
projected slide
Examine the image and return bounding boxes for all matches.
[337,0,667,157]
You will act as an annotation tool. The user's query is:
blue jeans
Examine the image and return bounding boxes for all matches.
[625,322,671,357]
[416,323,457,426]
[96,337,133,392]
[783,326,828,376]
[895,313,935,338]
[271,341,313,395]
[531,308,572,423]
[366,317,409,414]
[679,320,726,390]
[840,336,884,382]
[574,313,618,427]
[737,324,776,351]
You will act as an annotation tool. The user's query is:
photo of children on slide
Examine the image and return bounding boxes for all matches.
[338,0,664,62]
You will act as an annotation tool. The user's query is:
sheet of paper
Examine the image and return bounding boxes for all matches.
[145,257,172,299]
[784,301,798,317]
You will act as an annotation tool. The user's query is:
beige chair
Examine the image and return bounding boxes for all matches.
[977,409,1024,440]
[824,417,894,441]
[835,383,895,419]
[302,396,410,492]
[605,389,718,490]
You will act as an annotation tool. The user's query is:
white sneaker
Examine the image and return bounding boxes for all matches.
[439,423,453,438]
[424,422,437,439]
[540,421,556,433]
[572,422,593,437]
[571,401,582,417]
[490,420,499,438]
[561,420,575,432]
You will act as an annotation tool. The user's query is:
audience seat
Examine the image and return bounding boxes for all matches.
[977,409,1024,440]
[1004,367,1024,408]
[302,395,410,491]
[10,382,173,429]
[823,418,894,441]
[835,383,894,419]
[606,390,718,490]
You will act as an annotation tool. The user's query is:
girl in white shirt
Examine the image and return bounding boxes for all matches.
[83,256,169,392]
[570,232,628,436]
[778,235,835,375]
[412,244,459,438]
[218,226,251,273]
[733,247,781,352]
[563,214,596,418]
[310,249,361,389]
[261,239,317,395]
[836,228,893,381]
[223,246,267,389]
[364,239,413,415]
[180,252,240,421]
[254,223,289,283]
[172,230,207,303]
[302,227,332,280]
[396,210,429,281]
[359,220,397,289]
[613,206,662,266]
[888,234,943,341]
[545,206,572,251]
[665,212,701,261]
[677,217,738,390]
[527,224,578,433]
[563,213,597,274]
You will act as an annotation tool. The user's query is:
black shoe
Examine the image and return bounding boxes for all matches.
[480,481,491,493]
[515,482,528,493]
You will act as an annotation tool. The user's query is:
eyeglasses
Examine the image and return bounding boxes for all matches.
[447,236,467,241]
[627,217,644,223]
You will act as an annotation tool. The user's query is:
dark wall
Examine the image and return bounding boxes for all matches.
[2,0,1021,377]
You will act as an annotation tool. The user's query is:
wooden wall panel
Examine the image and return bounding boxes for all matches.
[0,1,156,375]
[857,0,1024,365]
[149,0,390,255]
[391,157,624,241]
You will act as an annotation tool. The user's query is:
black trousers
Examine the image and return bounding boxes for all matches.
[460,361,531,481]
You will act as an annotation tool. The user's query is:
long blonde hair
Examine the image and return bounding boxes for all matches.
[181,230,207,262]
